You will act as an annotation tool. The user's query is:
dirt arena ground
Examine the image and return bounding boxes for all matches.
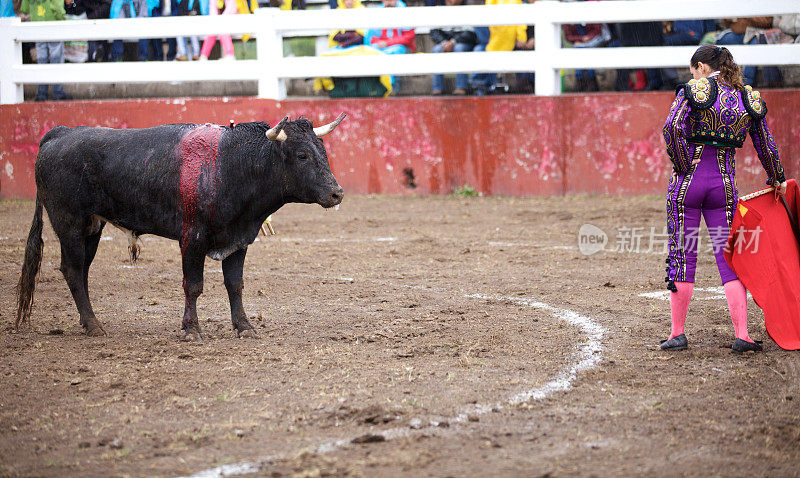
[1,195,799,477]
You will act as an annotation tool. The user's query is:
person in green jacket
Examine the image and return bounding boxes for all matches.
[18,0,72,100]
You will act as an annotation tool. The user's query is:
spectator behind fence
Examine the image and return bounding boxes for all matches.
[614,21,663,91]
[134,0,157,61]
[312,0,364,94]
[150,0,177,61]
[430,0,478,96]
[7,0,37,64]
[175,0,205,60]
[774,14,800,41]
[314,0,397,96]
[660,20,716,90]
[199,0,237,61]
[1,0,15,16]
[469,0,527,96]
[83,0,112,62]
[562,9,611,92]
[198,0,234,60]
[717,17,782,87]
[198,0,257,60]
[327,0,365,50]
[365,0,415,55]
[513,24,535,93]
[271,0,305,9]
[109,0,152,61]
[19,0,71,100]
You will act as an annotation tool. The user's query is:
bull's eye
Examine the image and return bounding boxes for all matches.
[297,152,308,161]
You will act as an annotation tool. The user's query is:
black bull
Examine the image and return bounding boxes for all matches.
[16,114,345,340]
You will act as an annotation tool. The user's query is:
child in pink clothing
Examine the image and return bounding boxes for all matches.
[199,0,238,60]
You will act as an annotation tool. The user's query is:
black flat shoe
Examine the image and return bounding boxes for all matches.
[660,333,688,351]
[732,338,762,354]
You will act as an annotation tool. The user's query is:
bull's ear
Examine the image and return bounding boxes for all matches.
[314,113,346,137]
[266,116,289,142]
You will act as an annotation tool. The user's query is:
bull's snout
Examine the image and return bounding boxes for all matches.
[320,185,344,208]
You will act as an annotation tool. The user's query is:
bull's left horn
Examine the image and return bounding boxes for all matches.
[313,113,347,137]
[266,116,289,142]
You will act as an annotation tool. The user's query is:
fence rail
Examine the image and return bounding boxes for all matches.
[1,0,799,104]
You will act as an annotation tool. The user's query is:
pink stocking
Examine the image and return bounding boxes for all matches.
[200,35,217,58]
[669,282,693,339]
[219,35,234,57]
[724,279,751,342]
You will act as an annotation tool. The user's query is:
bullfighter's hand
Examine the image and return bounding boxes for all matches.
[778,181,787,196]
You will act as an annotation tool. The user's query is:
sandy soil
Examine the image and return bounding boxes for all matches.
[1,195,798,477]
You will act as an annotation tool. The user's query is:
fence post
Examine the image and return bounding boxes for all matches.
[255,9,286,100]
[0,18,24,105]
[534,15,561,96]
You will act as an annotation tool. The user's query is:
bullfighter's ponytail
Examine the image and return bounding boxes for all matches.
[691,44,744,90]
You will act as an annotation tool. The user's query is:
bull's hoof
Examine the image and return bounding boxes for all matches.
[237,328,258,339]
[83,318,106,337]
[86,327,106,337]
[182,327,203,342]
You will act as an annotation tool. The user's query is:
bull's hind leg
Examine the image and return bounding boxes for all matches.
[181,246,205,341]
[58,232,105,336]
[83,222,104,298]
[81,225,106,335]
[222,248,257,338]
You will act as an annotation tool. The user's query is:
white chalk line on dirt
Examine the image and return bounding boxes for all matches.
[183,285,605,478]
[638,286,753,302]
[489,241,663,256]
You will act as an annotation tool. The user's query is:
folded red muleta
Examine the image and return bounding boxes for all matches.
[725,179,800,350]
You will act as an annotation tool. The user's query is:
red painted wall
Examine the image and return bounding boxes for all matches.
[1,91,798,199]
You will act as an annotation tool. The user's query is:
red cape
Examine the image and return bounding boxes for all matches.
[725,179,800,350]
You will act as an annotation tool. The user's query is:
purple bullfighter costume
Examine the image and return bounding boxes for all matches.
[663,72,784,291]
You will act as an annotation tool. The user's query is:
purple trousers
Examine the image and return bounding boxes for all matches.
[666,144,739,285]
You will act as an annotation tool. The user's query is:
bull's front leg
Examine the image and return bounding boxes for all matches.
[222,248,257,338]
[181,246,205,341]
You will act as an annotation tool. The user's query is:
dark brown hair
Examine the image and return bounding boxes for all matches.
[690,44,744,90]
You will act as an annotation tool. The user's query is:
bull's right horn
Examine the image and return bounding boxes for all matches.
[266,116,289,142]
[313,113,347,137]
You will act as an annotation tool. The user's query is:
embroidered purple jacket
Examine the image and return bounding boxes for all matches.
[663,76,784,186]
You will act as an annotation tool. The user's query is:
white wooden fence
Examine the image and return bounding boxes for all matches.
[1,0,799,104]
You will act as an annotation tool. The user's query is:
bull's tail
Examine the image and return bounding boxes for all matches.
[16,199,44,329]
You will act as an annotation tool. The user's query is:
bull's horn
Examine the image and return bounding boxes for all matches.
[266,116,289,142]
[313,113,347,137]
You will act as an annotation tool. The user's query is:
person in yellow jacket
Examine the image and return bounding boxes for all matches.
[486,0,526,52]
[327,0,366,49]
[469,0,528,95]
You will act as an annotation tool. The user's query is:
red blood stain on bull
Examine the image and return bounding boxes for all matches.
[178,124,223,254]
